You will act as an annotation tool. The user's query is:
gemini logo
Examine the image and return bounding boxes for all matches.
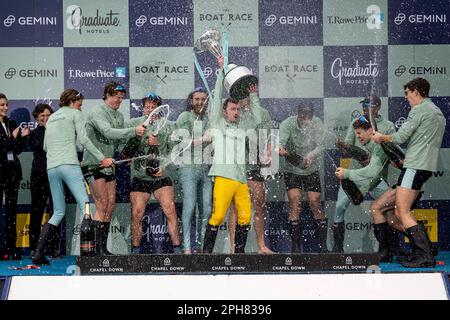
[4,68,58,79]
[394,12,447,25]
[135,15,188,27]
[3,15,57,27]
[395,65,447,77]
[265,14,318,27]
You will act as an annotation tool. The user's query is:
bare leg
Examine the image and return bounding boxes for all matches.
[104,180,117,222]
[395,187,419,229]
[248,180,273,254]
[91,178,109,222]
[370,188,396,224]
[307,191,324,220]
[130,191,150,247]
[154,186,181,246]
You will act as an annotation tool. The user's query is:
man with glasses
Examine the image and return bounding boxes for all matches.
[83,81,146,255]
[175,87,212,254]
[335,116,404,261]
[332,94,396,253]
[372,78,446,267]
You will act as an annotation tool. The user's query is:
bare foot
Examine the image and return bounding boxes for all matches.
[257,246,275,254]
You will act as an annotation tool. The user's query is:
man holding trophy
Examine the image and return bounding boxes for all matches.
[195,29,268,254]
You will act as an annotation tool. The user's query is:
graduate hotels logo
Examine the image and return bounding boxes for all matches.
[66,4,121,34]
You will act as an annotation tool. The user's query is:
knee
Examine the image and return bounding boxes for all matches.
[237,211,252,225]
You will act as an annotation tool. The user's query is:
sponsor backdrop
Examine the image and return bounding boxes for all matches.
[1,0,450,254]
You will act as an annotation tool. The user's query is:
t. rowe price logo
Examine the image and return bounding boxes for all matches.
[3,15,57,27]
[264,61,319,82]
[66,5,120,35]
[264,14,318,27]
[330,58,379,86]
[67,67,126,79]
[135,15,188,28]
[4,67,58,80]
[394,65,447,77]
[394,13,447,25]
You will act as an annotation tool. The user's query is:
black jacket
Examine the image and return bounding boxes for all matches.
[29,125,47,173]
[0,118,25,183]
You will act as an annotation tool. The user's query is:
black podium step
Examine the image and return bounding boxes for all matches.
[77,253,380,275]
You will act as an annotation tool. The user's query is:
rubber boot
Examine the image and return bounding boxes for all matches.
[373,222,393,263]
[332,222,345,253]
[202,224,218,254]
[288,220,301,254]
[235,224,250,254]
[95,221,113,256]
[400,224,435,268]
[316,219,328,253]
[32,223,57,266]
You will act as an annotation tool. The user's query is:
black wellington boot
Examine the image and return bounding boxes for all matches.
[32,223,57,266]
[288,220,301,254]
[332,222,345,253]
[94,221,113,256]
[235,224,250,254]
[400,224,435,268]
[202,224,219,254]
[315,219,329,253]
[373,222,393,263]
[386,227,407,258]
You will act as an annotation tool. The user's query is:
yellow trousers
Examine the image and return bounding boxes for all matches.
[209,177,252,226]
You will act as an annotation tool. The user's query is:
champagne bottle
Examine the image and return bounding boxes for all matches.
[341,178,364,205]
[81,163,102,177]
[121,113,154,160]
[80,203,95,256]
[380,142,405,167]
[285,152,307,169]
[145,140,160,176]
[340,144,370,164]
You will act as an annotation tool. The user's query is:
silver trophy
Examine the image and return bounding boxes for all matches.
[195,29,258,100]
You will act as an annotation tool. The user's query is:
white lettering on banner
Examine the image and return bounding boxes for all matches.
[279,16,317,25]
[18,16,57,25]
[67,69,116,78]
[66,5,120,35]
[148,16,188,25]
[409,14,446,24]
[331,58,379,85]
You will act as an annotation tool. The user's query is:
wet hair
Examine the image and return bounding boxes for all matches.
[0,93,7,100]
[103,81,126,100]
[59,89,83,107]
[32,103,54,119]
[404,78,430,98]
[186,87,208,111]
[297,102,314,119]
[353,117,372,130]
[222,97,239,110]
[142,92,162,108]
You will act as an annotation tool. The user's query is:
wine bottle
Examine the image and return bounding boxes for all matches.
[80,203,96,256]
[341,178,364,205]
